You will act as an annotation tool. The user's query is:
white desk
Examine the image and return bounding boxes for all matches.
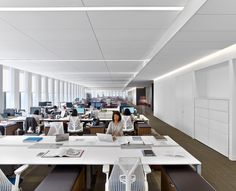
[0,135,201,173]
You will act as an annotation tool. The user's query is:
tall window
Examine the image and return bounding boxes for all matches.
[3,67,10,109]
[32,75,37,106]
[19,71,25,110]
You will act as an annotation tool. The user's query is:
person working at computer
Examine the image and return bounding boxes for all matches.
[60,105,68,118]
[106,111,124,137]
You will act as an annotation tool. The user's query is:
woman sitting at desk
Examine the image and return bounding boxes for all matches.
[106,111,124,136]
[122,108,134,131]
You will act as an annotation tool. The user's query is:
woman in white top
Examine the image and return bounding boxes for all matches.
[122,108,134,132]
[68,109,83,134]
[106,111,124,136]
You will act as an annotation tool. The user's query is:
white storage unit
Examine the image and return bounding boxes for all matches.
[195,98,229,157]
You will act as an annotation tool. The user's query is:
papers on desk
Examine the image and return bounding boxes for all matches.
[42,148,84,158]
[23,137,43,143]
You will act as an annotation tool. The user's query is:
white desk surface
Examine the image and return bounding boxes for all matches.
[0,136,200,167]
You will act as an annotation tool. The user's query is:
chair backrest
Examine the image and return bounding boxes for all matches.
[24,117,38,132]
[47,122,64,136]
[109,157,145,191]
[122,116,134,131]
[67,116,83,133]
[0,169,12,191]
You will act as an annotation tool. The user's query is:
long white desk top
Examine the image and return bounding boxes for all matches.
[0,135,200,167]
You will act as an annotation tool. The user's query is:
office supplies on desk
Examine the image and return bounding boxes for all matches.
[23,137,43,142]
[42,148,84,158]
[142,149,156,156]
[97,133,113,142]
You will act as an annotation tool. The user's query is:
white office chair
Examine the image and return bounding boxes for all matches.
[47,122,64,136]
[103,157,151,191]
[67,116,83,134]
[0,164,29,191]
[122,116,134,133]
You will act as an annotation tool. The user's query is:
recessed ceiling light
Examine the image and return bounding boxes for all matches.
[0,59,150,62]
[0,7,184,12]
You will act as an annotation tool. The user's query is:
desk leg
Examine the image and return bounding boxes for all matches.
[194,164,201,175]
[86,165,91,189]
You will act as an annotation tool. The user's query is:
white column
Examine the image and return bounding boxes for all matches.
[45,77,49,101]
[9,68,20,109]
[0,65,3,112]
[23,72,32,112]
[229,60,236,160]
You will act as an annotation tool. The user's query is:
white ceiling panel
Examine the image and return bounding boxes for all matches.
[0,12,91,30]
[23,28,97,41]
[100,41,156,59]
[83,0,188,7]
[108,61,143,72]
[88,11,180,29]
[173,31,236,42]
[198,0,236,14]
[182,15,236,32]
[94,29,165,41]
[0,0,83,7]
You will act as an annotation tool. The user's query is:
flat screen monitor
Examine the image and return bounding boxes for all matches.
[66,102,73,108]
[77,107,85,114]
[30,107,41,114]
[123,107,135,114]
[4,108,16,116]
[39,102,47,107]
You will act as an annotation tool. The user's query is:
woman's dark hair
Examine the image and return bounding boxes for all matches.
[71,109,78,116]
[123,108,131,116]
[33,110,40,115]
[112,111,122,122]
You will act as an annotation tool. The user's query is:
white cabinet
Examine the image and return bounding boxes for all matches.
[194,98,229,157]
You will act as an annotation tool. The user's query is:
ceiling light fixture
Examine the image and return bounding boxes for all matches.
[0,59,150,62]
[154,44,236,81]
[0,7,184,12]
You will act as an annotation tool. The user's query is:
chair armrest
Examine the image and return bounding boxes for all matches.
[102,164,110,174]
[143,164,151,174]
[14,164,29,175]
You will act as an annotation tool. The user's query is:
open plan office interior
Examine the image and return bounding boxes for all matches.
[0,0,236,191]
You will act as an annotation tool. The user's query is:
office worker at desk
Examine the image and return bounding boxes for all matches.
[106,111,124,136]
[68,109,83,134]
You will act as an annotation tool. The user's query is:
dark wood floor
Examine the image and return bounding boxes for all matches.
[21,107,236,191]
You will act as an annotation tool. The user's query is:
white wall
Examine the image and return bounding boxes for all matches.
[128,88,136,105]
[154,77,176,127]
[154,49,236,160]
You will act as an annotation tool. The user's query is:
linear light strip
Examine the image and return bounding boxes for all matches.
[154,44,236,81]
[0,7,184,12]
[0,59,150,62]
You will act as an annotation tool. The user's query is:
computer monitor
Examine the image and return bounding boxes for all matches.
[30,107,41,114]
[66,102,73,108]
[123,107,135,114]
[39,101,52,107]
[4,108,16,116]
[77,107,85,115]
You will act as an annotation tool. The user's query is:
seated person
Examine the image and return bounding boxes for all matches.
[27,110,42,133]
[68,109,83,133]
[106,111,124,137]
[122,108,134,131]
[60,105,68,118]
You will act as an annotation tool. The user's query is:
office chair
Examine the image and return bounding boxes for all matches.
[67,116,83,134]
[103,157,151,191]
[0,164,29,191]
[47,122,64,136]
[122,116,134,133]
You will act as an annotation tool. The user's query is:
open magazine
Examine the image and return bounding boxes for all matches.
[42,148,84,158]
